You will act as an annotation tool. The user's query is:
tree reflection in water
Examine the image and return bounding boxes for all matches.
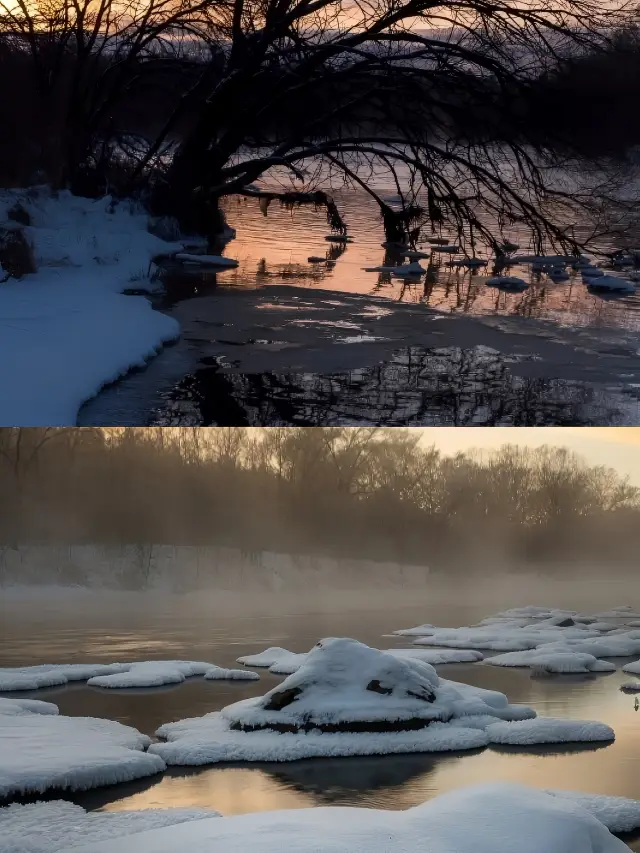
[154,346,634,427]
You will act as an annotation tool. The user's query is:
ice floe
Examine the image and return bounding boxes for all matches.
[236,645,482,676]
[486,717,615,745]
[0,800,219,853]
[150,638,535,765]
[0,660,241,691]
[204,666,260,681]
[484,650,616,673]
[0,698,165,798]
[49,783,633,853]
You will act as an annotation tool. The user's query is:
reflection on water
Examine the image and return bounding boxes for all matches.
[152,345,639,426]
[4,600,640,849]
[199,191,640,334]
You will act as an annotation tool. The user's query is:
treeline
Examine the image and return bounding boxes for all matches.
[0,427,638,569]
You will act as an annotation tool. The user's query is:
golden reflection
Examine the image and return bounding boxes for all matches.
[100,768,316,815]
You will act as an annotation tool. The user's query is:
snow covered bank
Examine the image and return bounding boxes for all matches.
[0,543,430,598]
[0,190,184,426]
[148,638,592,765]
[38,783,636,853]
[0,660,259,691]
[0,697,165,799]
[0,801,219,853]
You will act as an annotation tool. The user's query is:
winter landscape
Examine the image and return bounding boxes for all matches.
[2,426,640,852]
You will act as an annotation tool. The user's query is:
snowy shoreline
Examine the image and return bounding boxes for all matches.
[0,190,186,426]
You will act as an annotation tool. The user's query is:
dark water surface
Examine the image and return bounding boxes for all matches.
[3,593,640,851]
[78,187,640,427]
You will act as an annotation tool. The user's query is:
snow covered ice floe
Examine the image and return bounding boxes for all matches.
[0,189,185,426]
[204,666,260,681]
[237,645,483,675]
[0,697,165,798]
[0,800,219,853]
[41,783,635,853]
[619,680,640,692]
[485,717,615,745]
[484,650,616,674]
[150,638,534,765]
[0,660,249,691]
[87,661,214,689]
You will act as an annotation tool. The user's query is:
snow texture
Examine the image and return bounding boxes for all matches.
[545,789,640,833]
[150,639,533,765]
[53,783,632,853]
[0,700,165,798]
[0,698,59,716]
[0,801,219,853]
[204,666,260,681]
[87,661,212,689]
[237,645,482,675]
[0,660,230,691]
[0,189,184,426]
[485,650,616,673]
[486,717,615,745]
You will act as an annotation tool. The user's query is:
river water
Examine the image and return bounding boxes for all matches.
[77,186,640,427]
[2,590,640,848]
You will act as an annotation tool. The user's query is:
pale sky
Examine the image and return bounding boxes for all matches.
[412,428,640,486]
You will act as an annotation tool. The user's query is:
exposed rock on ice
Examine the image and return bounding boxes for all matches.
[0,699,165,798]
[0,800,219,853]
[51,783,633,853]
[486,717,615,745]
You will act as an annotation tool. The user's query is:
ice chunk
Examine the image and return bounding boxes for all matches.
[619,681,640,692]
[0,703,165,798]
[174,253,238,268]
[622,659,640,675]
[0,663,130,692]
[387,649,484,664]
[236,648,293,667]
[486,717,615,745]
[204,666,260,681]
[87,661,213,689]
[57,783,632,853]
[0,801,219,853]
[485,650,616,673]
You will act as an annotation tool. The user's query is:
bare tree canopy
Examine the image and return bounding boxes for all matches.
[0,0,637,247]
[0,428,639,577]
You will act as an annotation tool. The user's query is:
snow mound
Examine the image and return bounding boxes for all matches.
[0,703,165,798]
[546,789,640,832]
[622,660,640,675]
[204,667,260,681]
[485,650,616,673]
[237,645,483,676]
[486,717,615,745]
[237,648,292,667]
[149,639,534,765]
[0,698,59,716]
[54,783,631,853]
[0,801,219,853]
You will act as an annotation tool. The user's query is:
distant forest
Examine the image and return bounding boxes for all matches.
[0,427,638,570]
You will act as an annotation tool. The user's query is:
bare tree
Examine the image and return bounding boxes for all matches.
[139,0,635,248]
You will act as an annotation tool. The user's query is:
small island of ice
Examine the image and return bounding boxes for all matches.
[148,638,607,766]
